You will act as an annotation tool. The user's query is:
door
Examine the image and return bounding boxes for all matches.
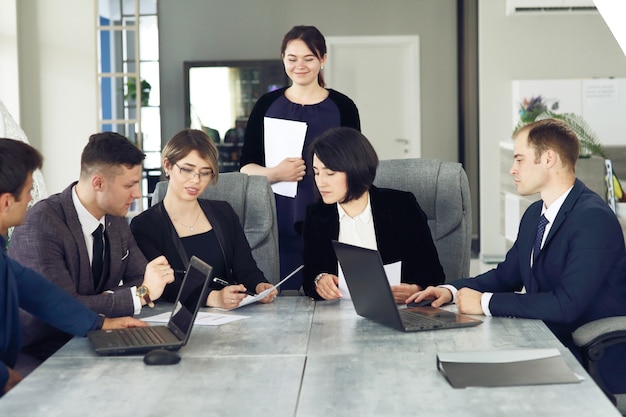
[324,36,421,159]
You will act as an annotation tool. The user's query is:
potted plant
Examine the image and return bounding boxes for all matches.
[514,95,624,202]
[124,77,152,107]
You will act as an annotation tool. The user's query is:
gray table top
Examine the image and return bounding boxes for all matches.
[0,297,620,417]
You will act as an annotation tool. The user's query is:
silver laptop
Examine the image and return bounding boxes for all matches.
[87,255,213,355]
[332,241,482,332]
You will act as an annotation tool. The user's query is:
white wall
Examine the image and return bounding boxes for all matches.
[478,2,626,260]
[0,0,20,122]
[158,0,459,162]
[16,0,98,194]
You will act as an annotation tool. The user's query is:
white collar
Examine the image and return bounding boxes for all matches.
[542,185,574,224]
[337,193,373,223]
[72,185,105,235]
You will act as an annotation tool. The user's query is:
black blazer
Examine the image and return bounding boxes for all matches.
[302,186,445,299]
[130,199,268,303]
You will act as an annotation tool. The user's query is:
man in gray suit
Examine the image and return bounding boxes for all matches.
[9,132,174,368]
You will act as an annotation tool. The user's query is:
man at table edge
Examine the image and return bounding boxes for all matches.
[408,118,626,395]
[0,138,146,396]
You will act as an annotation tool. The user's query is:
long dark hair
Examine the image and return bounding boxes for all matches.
[280,25,327,87]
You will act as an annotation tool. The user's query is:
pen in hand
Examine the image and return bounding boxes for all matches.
[213,277,256,296]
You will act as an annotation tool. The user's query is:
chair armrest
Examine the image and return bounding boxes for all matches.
[572,316,626,348]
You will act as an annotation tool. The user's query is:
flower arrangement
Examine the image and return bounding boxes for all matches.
[513,95,606,157]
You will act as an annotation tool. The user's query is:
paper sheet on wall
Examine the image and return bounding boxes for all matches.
[263,117,307,197]
[338,260,402,299]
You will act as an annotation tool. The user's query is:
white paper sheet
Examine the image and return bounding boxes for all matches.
[338,260,402,300]
[263,117,307,197]
[216,265,304,310]
[143,311,250,326]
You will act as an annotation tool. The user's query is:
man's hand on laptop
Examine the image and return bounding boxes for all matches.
[455,288,484,315]
[315,273,343,300]
[142,255,175,303]
[405,286,452,308]
[102,317,148,330]
[391,283,421,304]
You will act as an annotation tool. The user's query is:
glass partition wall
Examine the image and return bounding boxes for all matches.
[184,60,288,172]
[97,0,161,213]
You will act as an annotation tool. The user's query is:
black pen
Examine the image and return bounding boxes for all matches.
[213,277,256,296]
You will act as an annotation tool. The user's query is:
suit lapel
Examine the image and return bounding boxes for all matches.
[200,201,231,281]
[526,180,583,292]
[60,184,96,293]
[541,179,583,251]
[369,187,394,260]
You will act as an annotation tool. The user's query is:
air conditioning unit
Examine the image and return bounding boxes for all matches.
[506,0,597,15]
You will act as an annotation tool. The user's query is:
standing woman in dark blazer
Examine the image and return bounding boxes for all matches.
[302,127,445,302]
[240,25,360,290]
[131,129,277,309]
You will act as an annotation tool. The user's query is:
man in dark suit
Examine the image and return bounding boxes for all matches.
[8,132,174,370]
[0,138,146,396]
[408,118,626,394]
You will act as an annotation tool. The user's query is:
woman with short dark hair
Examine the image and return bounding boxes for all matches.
[302,127,445,302]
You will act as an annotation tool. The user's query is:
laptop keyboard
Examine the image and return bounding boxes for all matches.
[399,309,444,330]
[118,327,168,346]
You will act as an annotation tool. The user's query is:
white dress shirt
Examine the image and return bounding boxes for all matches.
[336,194,377,298]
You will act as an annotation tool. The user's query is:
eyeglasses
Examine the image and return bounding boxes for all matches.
[174,163,214,180]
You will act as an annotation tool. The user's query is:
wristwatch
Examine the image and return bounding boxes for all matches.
[136,285,154,308]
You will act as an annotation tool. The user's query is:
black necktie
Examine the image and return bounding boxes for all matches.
[533,215,549,264]
[92,224,104,288]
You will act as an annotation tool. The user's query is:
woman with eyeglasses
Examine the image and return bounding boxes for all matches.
[130,129,277,309]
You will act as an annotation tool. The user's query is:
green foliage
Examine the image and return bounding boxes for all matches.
[513,96,606,158]
[536,110,607,158]
[124,78,152,107]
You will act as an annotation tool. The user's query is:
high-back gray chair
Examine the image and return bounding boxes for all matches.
[373,158,472,282]
[151,173,280,284]
[572,317,626,414]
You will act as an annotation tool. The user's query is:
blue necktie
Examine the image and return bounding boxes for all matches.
[533,215,549,264]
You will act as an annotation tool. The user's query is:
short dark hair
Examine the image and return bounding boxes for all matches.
[309,127,378,203]
[280,25,327,87]
[162,129,219,185]
[0,138,43,199]
[80,132,145,178]
[514,118,579,172]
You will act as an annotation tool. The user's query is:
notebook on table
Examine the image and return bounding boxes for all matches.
[331,240,482,332]
[87,255,213,355]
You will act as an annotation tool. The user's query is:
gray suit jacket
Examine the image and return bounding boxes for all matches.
[8,183,147,347]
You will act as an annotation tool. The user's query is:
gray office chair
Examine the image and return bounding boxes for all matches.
[151,172,280,284]
[373,158,472,281]
[572,317,626,415]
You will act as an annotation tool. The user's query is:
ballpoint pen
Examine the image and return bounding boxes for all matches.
[213,277,256,296]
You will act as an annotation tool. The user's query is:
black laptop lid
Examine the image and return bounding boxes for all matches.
[331,240,403,330]
[167,255,213,343]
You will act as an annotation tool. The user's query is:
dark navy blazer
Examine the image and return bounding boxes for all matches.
[452,179,626,393]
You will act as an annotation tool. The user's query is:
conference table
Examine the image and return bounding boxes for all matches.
[0,297,620,417]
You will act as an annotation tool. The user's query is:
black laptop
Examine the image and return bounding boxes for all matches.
[332,241,482,332]
[87,255,213,355]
